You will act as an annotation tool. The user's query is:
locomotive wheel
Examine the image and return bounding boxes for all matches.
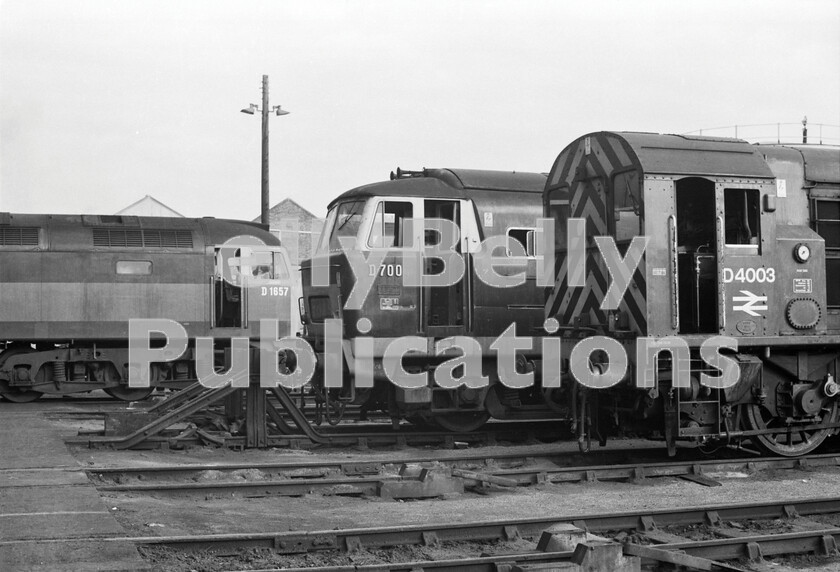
[104,386,154,401]
[0,346,42,403]
[0,382,42,403]
[431,411,490,433]
[742,402,839,457]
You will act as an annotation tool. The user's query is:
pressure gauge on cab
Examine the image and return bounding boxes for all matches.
[793,243,810,263]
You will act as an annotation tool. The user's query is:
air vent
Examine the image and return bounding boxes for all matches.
[0,227,39,246]
[93,229,142,247]
[143,230,194,248]
[93,228,193,248]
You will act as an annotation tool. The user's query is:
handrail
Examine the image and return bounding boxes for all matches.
[669,215,680,331]
[716,215,726,330]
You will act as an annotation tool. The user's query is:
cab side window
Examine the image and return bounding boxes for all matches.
[249,250,291,280]
[813,197,840,308]
[507,228,536,257]
[612,171,641,243]
[724,188,760,246]
[369,201,414,248]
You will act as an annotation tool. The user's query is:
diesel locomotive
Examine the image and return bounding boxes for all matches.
[0,213,294,402]
[544,132,840,456]
[299,168,552,431]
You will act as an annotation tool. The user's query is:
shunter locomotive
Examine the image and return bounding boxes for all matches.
[544,132,840,456]
[0,213,293,402]
[299,168,552,431]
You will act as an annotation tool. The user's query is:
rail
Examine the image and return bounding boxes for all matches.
[7,496,831,554]
[91,452,840,497]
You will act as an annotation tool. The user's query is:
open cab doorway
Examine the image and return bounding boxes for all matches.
[676,177,719,334]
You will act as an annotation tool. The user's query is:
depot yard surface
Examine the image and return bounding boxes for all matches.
[3,399,840,571]
[88,460,840,538]
[0,406,147,571]
[77,449,840,571]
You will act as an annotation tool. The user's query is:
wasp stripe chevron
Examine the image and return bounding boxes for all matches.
[545,132,649,334]
[545,252,568,319]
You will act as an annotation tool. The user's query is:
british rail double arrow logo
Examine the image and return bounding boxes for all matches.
[732,290,768,316]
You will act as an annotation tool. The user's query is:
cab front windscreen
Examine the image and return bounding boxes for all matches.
[316,200,366,254]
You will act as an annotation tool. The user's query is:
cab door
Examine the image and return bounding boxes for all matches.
[674,177,719,334]
[242,247,295,338]
[212,246,243,329]
[421,199,475,338]
[211,242,294,337]
[365,198,422,338]
[716,183,774,337]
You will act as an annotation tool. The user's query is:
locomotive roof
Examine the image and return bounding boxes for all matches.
[616,132,776,179]
[328,168,546,209]
[758,144,840,184]
[0,212,276,251]
[547,132,777,189]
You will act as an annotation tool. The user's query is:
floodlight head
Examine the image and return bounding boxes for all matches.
[275,106,290,116]
[240,104,258,115]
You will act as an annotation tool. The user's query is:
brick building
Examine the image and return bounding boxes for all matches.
[255,198,325,267]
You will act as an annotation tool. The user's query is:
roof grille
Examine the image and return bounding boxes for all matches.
[0,227,39,246]
[93,228,193,248]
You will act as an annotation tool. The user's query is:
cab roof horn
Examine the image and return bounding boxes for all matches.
[390,167,426,180]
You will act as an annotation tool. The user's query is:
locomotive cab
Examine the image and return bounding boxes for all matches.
[211,241,294,332]
[300,168,548,430]
[545,132,840,456]
[304,194,481,338]
[671,175,828,338]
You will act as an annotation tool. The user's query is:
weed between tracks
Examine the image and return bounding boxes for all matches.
[138,538,537,571]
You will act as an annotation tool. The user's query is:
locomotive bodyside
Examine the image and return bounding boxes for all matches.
[761,145,840,333]
[0,213,293,401]
[544,132,840,456]
[300,168,550,430]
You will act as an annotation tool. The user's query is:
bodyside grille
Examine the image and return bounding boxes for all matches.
[0,227,39,246]
[93,228,193,248]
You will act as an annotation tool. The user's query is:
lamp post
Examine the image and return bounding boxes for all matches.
[241,75,290,225]
[239,75,290,448]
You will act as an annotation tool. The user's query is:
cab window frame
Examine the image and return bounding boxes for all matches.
[366,199,416,250]
[611,169,642,243]
[505,227,537,257]
[812,195,840,309]
[326,199,366,254]
[723,187,762,252]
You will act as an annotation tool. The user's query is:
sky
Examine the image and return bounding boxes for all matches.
[1,0,839,221]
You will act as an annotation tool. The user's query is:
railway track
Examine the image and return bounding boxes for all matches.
[14,496,835,570]
[128,497,840,570]
[217,525,840,572]
[91,450,840,498]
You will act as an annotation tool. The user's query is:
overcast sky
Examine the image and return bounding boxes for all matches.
[1,0,838,221]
